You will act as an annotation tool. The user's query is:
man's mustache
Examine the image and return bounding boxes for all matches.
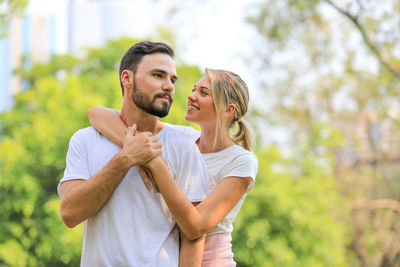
[154,92,173,104]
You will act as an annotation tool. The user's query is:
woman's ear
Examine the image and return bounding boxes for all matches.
[225,104,236,117]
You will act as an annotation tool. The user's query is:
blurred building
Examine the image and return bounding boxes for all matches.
[0,0,170,113]
[67,0,166,55]
[0,15,57,112]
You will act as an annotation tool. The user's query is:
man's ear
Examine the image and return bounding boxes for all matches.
[121,70,133,94]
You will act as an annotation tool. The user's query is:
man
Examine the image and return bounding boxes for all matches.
[58,41,208,266]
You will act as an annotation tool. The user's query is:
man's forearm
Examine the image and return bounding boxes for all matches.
[60,124,162,228]
[60,152,131,228]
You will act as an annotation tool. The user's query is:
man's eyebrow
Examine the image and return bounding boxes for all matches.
[152,69,178,81]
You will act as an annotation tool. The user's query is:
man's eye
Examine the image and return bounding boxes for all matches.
[154,73,162,78]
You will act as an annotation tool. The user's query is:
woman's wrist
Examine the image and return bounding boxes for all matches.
[145,156,164,170]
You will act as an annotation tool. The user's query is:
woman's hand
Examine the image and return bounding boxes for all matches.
[138,165,159,192]
[140,156,171,192]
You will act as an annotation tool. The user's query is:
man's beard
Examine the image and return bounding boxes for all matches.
[131,82,173,118]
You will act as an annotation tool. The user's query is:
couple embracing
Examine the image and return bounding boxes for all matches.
[58,41,258,267]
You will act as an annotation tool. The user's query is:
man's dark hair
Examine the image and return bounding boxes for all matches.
[119,41,175,95]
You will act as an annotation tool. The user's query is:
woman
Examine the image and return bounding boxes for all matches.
[88,69,258,266]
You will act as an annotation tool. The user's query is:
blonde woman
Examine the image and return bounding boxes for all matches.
[88,69,258,266]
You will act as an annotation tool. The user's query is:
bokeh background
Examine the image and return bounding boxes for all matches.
[1,0,400,266]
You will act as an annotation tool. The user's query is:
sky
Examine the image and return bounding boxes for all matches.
[25,0,260,90]
[21,0,267,127]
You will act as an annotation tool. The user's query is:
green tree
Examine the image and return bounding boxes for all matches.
[233,129,350,266]
[246,0,400,266]
[0,36,202,266]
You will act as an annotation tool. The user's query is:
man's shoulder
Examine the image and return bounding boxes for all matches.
[163,123,200,143]
[67,126,119,157]
[162,125,196,146]
[159,126,203,161]
[70,126,105,148]
[69,126,99,143]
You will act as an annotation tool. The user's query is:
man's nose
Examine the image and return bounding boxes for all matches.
[162,80,174,92]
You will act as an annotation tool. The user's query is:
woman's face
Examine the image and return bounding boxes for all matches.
[184,75,217,125]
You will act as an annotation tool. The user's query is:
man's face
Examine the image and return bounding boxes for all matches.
[131,53,177,118]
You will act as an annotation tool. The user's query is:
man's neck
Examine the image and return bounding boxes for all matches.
[120,103,164,134]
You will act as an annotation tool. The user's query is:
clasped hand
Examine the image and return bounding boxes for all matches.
[120,124,162,191]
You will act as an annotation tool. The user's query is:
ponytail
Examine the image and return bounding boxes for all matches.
[206,68,255,152]
[232,119,254,152]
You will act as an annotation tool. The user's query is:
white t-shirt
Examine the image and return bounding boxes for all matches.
[166,124,258,235]
[58,125,208,267]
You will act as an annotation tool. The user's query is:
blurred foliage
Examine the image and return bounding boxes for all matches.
[0,33,349,266]
[4,0,398,265]
[0,0,28,37]
[233,126,351,266]
[244,0,400,266]
[0,36,202,266]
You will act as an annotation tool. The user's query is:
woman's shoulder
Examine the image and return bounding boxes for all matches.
[225,145,257,161]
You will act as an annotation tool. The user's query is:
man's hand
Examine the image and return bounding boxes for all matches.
[118,124,162,167]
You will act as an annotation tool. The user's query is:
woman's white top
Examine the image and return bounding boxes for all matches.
[166,124,259,235]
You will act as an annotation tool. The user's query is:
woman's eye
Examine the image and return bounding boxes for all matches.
[201,91,208,95]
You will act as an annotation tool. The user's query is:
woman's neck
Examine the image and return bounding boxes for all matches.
[197,124,235,153]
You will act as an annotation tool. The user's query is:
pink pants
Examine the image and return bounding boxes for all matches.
[202,232,236,267]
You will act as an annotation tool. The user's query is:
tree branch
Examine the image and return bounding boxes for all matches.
[325,0,400,79]
[353,199,400,213]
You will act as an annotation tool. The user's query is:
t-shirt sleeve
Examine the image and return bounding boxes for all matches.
[57,131,90,195]
[221,152,258,193]
[175,143,209,203]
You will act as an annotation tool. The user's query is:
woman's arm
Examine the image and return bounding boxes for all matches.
[88,106,158,190]
[145,157,252,240]
[179,202,205,267]
[88,106,126,146]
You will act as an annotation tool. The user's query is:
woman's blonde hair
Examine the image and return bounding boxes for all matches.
[205,68,254,151]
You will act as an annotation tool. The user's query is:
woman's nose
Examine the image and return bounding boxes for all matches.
[188,91,196,100]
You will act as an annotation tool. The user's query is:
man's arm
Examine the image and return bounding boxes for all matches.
[59,125,161,228]
[60,153,131,228]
